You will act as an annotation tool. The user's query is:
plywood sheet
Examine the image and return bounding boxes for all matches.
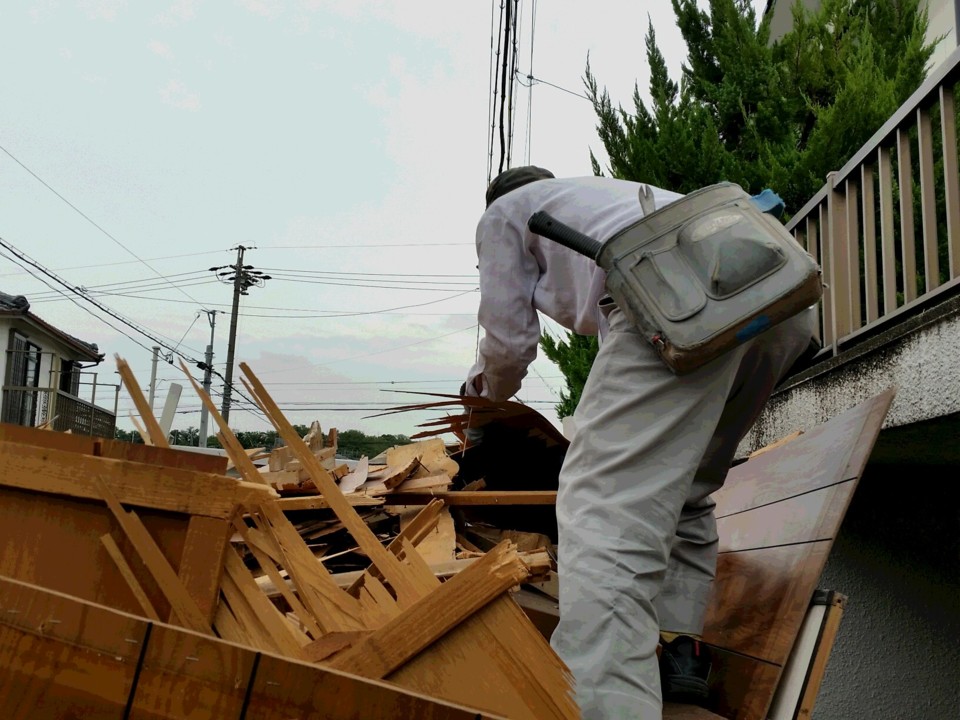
[0,575,148,718]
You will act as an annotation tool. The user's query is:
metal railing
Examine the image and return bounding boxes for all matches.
[787,44,960,354]
[2,349,119,435]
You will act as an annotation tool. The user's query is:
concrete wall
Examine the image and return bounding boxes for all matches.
[738,296,960,455]
[813,464,960,719]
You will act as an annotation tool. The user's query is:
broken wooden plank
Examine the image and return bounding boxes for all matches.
[99,532,161,621]
[240,364,422,607]
[175,515,231,625]
[221,548,309,659]
[115,354,170,448]
[94,476,211,635]
[274,495,385,511]
[386,490,557,506]
[0,440,268,518]
[327,541,529,679]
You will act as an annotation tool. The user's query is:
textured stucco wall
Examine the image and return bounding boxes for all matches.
[738,301,960,455]
[813,466,960,719]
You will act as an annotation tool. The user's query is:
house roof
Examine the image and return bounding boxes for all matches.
[0,291,103,362]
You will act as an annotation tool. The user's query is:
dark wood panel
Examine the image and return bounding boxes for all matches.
[714,389,893,518]
[717,482,853,552]
[0,575,148,718]
[702,543,831,664]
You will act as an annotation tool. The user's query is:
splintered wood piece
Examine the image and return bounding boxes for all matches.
[346,499,445,597]
[99,533,160,621]
[130,415,152,446]
[303,630,370,663]
[240,365,421,607]
[252,500,368,632]
[364,457,419,490]
[177,359,269,487]
[94,476,211,634]
[328,540,529,679]
[338,457,369,494]
[222,547,309,659]
[232,516,324,640]
[115,354,169,448]
[398,506,456,565]
[392,473,453,494]
[384,438,459,481]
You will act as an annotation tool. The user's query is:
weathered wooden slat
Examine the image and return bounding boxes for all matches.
[861,163,880,322]
[917,106,941,291]
[878,145,899,313]
[897,127,919,302]
[941,85,960,279]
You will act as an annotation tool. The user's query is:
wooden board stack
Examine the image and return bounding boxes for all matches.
[0,356,577,720]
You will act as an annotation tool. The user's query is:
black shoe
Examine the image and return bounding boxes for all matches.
[659,635,712,704]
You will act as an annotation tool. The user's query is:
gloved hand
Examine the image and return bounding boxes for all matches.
[463,425,484,447]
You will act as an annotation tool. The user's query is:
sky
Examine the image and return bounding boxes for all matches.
[0,0,767,441]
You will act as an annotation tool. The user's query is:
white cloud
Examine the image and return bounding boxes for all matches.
[79,0,126,21]
[159,79,201,110]
[154,0,198,27]
[148,40,173,60]
[239,0,284,19]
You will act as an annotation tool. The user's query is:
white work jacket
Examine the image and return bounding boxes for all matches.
[464,176,682,402]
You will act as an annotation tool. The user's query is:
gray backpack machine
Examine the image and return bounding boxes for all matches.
[528,182,823,374]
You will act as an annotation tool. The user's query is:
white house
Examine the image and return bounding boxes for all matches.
[0,291,117,436]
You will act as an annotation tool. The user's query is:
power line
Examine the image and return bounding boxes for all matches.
[0,234,265,422]
[0,142,206,306]
[516,68,591,102]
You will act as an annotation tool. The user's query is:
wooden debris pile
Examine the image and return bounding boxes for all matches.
[0,355,577,720]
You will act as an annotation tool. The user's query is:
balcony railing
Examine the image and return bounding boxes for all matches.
[787,44,960,354]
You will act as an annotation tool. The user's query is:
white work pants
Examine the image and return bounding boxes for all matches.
[551,304,817,719]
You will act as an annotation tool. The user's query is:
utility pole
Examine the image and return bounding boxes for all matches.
[210,246,270,425]
[197,310,217,447]
[148,346,160,410]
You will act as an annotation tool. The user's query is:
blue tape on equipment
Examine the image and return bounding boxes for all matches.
[736,315,771,342]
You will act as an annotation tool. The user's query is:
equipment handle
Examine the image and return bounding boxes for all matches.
[528,211,603,260]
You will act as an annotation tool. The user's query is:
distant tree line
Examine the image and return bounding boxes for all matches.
[113,425,410,459]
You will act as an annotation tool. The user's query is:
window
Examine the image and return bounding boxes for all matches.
[59,358,81,395]
[3,330,42,425]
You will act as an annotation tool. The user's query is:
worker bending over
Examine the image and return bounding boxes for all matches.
[461,166,817,719]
